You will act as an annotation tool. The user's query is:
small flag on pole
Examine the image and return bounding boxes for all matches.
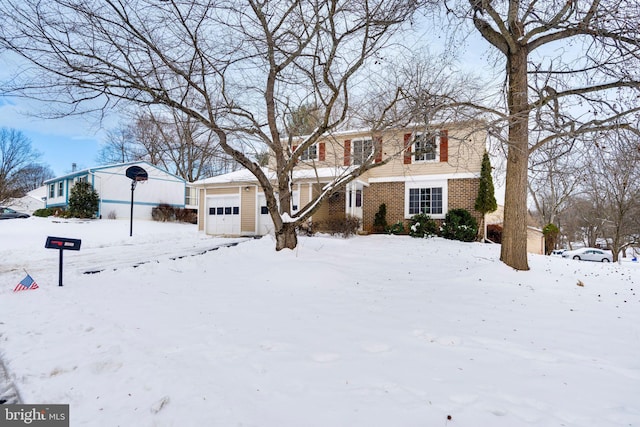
[14,273,39,292]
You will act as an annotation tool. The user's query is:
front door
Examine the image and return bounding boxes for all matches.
[346,182,364,226]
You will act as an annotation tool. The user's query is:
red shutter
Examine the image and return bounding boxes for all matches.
[403,133,412,165]
[439,130,448,162]
[374,137,383,163]
[319,142,325,161]
[344,140,351,166]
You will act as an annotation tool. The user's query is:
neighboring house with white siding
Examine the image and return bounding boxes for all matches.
[44,161,196,219]
[6,186,47,214]
[192,122,486,237]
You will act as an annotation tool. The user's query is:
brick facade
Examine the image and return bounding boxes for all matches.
[362,178,481,233]
[362,182,405,233]
[448,178,482,225]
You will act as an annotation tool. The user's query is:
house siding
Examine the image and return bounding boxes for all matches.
[242,187,257,233]
[288,125,485,181]
[197,188,206,231]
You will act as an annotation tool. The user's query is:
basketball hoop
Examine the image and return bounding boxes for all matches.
[125,165,148,236]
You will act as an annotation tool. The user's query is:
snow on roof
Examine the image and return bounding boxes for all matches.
[44,161,185,184]
[193,166,357,186]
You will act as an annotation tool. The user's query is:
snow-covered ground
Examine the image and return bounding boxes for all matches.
[1,217,638,426]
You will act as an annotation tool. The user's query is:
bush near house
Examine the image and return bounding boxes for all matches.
[372,203,388,233]
[33,208,55,217]
[314,215,360,238]
[151,203,197,224]
[33,207,73,218]
[441,208,479,242]
[543,223,559,255]
[386,220,405,235]
[409,213,438,238]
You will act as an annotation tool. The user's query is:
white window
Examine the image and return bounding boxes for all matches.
[49,184,55,198]
[409,188,442,215]
[185,187,198,206]
[405,180,447,219]
[300,145,318,161]
[413,133,438,162]
[352,139,373,165]
[57,181,64,197]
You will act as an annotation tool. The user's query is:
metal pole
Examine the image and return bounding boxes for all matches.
[58,249,63,287]
[130,180,136,237]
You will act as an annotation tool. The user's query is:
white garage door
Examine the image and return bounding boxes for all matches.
[206,195,240,235]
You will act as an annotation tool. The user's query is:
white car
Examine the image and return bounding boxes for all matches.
[562,247,612,263]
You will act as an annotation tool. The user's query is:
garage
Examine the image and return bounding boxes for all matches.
[206,195,240,235]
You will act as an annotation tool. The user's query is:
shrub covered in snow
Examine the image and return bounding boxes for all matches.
[409,213,438,238]
[386,220,405,235]
[440,208,478,242]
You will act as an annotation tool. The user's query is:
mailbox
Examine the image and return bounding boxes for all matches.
[45,236,82,286]
[45,236,82,251]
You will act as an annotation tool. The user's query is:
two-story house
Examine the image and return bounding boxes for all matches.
[192,122,486,236]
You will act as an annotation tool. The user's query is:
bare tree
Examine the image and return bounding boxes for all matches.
[0,0,427,250]
[528,142,587,229]
[563,195,605,248]
[0,127,41,202]
[132,110,238,181]
[11,163,55,194]
[441,0,640,269]
[96,125,144,165]
[582,130,640,261]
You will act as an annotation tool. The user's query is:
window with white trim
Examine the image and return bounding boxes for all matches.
[408,187,443,215]
[49,184,55,199]
[300,145,318,161]
[413,133,438,162]
[57,181,64,197]
[352,139,373,165]
[185,187,198,205]
[405,180,447,219]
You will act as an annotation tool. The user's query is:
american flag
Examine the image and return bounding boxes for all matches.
[14,274,39,292]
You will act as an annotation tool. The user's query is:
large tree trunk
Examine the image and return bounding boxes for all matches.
[275,222,298,251]
[500,47,530,271]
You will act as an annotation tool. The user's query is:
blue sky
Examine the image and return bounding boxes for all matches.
[0,95,110,176]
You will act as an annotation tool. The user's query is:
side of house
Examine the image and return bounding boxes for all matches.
[193,122,486,236]
[44,161,189,219]
[486,205,546,255]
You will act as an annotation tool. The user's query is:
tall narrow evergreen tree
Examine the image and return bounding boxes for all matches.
[475,152,498,241]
